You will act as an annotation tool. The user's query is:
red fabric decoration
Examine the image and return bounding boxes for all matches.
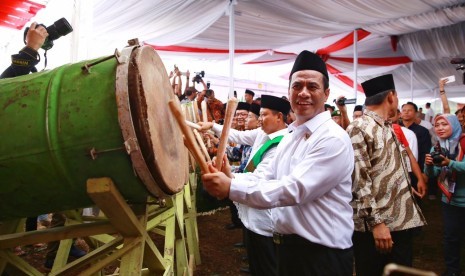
[326,63,363,92]
[316,29,370,55]
[148,44,268,54]
[0,0,46,30]
[330,56,411,66]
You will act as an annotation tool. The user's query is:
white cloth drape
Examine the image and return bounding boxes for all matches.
[93,0,229,46]
[399,21,465,61]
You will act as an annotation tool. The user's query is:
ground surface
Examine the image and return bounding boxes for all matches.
[193,197,465,276]
[13,196,465,275]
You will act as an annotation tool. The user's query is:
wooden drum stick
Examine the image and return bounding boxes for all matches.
[215,97,239,170]
[168,100,209,173]
[192,102,200,122]
[201,101,212,148]
[185,120,201,130]
[193,129,212,162]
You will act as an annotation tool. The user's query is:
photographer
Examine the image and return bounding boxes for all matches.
[1,20,86,271]
[0,22,48,79]
[424,114,465,276]
[179,70,208,103]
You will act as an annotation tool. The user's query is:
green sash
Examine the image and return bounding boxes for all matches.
[244,135,284,173]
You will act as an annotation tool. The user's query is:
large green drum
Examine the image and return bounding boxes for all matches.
[0,46,188,220]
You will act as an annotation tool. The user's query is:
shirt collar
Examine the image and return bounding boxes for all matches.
[288,111,331,134]
[268,128,288,140]
[363,109,389,127]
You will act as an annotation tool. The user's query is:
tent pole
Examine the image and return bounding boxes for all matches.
[353,29,358,102]
[410,62,414,101]
[228,0,236,99]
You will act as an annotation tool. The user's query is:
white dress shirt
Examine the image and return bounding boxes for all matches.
[212,123,288,236]
[425,108,434,123]
[230,111,354,249]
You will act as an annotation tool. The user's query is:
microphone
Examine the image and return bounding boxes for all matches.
[450,58,465,64]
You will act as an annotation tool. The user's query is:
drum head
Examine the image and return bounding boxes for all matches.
[127,46,188,194]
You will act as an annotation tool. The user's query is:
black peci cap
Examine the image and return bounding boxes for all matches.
[354,105,363,112]
[237,102,251,111]
[249,103,260,117]
[261,95,291,115]
[361,74,395,97]
[290,50,328,80]
[245,89,255,97]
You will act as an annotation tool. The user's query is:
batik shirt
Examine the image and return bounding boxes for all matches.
[347,109,426,232]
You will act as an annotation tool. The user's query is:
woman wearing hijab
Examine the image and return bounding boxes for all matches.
[425,114,465,276]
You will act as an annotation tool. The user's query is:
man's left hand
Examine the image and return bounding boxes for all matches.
[412,174,427,198]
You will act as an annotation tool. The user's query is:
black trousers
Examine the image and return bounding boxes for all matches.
[245,229,277,276]
[275,234,353,276]
[25,217,37,232]
[228,199,242,227]
[353,228,416,276]
[442,203,465,276]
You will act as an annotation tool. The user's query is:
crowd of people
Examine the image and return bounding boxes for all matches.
[193,52,464,276]
[1,21,465,276]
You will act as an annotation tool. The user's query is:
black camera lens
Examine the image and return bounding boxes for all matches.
[432,155,442,165]
[47,18,73,41]
[24,18,73,51]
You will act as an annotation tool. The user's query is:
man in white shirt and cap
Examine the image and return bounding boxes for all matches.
[200,95,291,275]
[201,50,354,275]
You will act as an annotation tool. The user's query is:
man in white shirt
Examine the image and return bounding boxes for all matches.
[425,102,434,123]
[200,95,290,275]
[201,50,354,275]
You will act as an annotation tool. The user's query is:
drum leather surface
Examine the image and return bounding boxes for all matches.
[128,46,188,194]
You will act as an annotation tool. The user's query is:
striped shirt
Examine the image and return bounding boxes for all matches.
[347,110,426,232]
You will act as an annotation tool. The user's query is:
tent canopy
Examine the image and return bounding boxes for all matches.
[1,0,464,104]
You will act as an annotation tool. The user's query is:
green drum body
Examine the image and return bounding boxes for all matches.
[0,46,188,220]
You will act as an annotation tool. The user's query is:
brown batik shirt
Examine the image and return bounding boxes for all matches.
[347,109,426,232]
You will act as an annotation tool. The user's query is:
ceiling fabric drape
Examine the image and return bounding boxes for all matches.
[398,21,465,61]
[93,0,230,45]
[3,0,462,101]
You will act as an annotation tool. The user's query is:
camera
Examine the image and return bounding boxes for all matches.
[193,71,205,83]
[333,97,356,106]
[431,142,447,166]
[24,18,73,51]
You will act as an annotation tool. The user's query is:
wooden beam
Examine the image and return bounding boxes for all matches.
[87,178,167,273]
[87,178,144,237]
[120,207,147,275]
[74,237,142,276]
[51,236,124,275]
[0,221,115,249]
[0,250,42,275]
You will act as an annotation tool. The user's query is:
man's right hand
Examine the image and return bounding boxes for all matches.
[335,96,347,112]
[197,121,213,131]
[439,78,448,91]
[26,22,48,51]
[372,223,393,253]
[201,163,231,200]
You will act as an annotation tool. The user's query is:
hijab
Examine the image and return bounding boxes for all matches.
[435,114,462,155]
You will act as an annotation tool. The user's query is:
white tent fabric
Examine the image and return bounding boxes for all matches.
[90,0,465,102]
[1,0,464,104]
